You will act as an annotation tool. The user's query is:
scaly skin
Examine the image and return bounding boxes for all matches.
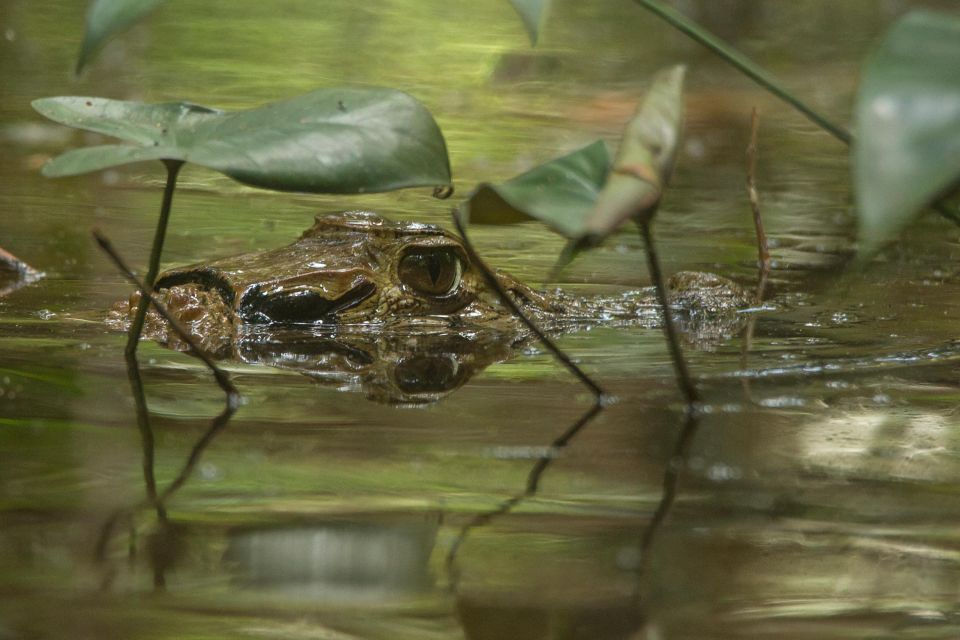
[107,211,752,355]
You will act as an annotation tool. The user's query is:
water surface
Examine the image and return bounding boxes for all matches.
[3,1,960,638]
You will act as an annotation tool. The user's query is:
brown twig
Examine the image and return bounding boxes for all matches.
[95,230,239,402]
[746,108,771,303]
[93,230,240,588]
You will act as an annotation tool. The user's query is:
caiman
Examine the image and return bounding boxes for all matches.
[107,211,751,403]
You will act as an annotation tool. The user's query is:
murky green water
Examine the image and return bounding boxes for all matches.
[4,1,960,638]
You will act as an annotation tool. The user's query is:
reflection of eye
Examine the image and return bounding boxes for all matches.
[394,355,461,394]
[398,247,462,297]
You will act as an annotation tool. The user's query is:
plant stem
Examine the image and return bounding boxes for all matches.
[453,209,606,402]
[638,221,700,406]
[635,0,852,146]
[125,159,184,357]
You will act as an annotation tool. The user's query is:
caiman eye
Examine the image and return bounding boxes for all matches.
[398,247,462,297]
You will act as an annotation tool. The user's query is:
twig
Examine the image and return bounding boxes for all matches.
[452,209,606,402]
[95,229,239,402]
[638,221,700,406]
[746,108,771,303]
[93,230,240,587]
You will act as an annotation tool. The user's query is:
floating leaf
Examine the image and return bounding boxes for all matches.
[854,10,960,252]
[463,140,611,237]
[77,0,165,74]
[32,88,451,194]
[509,0,550,46]
[583,64,686,238]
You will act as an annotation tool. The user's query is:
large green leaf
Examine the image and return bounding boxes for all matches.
[32,88,451,194]
[463,140,611,237]
[583,64,686,238]
[509,0,550,46]
[854,10,960,252]
[77,0,165,74]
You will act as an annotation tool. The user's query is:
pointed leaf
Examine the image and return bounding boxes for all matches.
[464,140,611,237]
[583,65,686,238]
[509,0,550,46]
[854,10,960,252]
[77,0,165,74]
[32,88,452,194]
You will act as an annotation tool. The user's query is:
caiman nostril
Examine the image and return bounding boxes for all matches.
[238,280,376,325]
[329,280,376,315]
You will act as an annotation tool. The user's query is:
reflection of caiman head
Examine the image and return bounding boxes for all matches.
[235,326,521,405]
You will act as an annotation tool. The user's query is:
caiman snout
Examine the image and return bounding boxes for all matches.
[238,276,376,324]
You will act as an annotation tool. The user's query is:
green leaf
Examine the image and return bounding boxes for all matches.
[854,10,960,252]
[32,89,452,194]
[583,64,686,237]
[463,140,611,237]
[77,0,165,74]
[509,0,549,46]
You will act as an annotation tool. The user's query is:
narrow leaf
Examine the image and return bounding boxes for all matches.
[77,0,165,74]
[636,0,850,145]
[509,0,550,46]
[854,10,960,252]
[583,64,686,238]
[32,88,452,194]
[464,140,611,237]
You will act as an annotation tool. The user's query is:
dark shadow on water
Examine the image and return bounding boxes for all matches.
[445,397,704,639]
[445,400,605,591]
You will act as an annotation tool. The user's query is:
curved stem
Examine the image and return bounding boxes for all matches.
[639,221,700,406]
[635,0,852,145]
[125,159,184,357]
[453,209,606,402]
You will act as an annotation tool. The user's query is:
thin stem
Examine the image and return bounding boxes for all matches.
[96,230,238,401]
[746,108,771,303]
[453,209,606,402]
[635,0,852,145]
[638,222,700,406]
[125,159,184,357]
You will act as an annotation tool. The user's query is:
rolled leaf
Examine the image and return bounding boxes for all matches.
[509,0,550,46]
[583,64,686,238]
[32,88,452,194]
[77,0,165,74]
[854,10,960,252]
